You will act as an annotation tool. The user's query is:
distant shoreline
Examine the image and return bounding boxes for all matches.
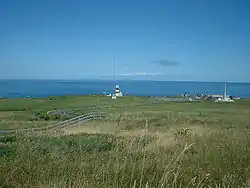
[1,95,249,100]
[0,79,249,84]
[1,80,249,99]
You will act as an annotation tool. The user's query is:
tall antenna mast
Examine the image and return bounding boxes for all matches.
[224,84,227,99]
[113,52,116,82]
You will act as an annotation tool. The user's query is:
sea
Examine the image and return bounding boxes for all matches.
[0,80,250,98]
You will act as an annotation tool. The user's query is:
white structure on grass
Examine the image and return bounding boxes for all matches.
[111,94,117,99]
[115,85,123,97]
[215,84,234,103]
[111,85,123,99]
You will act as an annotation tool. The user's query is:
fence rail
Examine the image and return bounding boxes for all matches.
[0,98,159,135]
[0,112,109,134]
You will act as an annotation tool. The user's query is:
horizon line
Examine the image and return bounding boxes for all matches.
[0,78,249,84]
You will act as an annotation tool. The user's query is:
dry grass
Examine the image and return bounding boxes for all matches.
[1,98,250,187]
[1,120,250,188]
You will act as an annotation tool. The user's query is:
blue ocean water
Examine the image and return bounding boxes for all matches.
[0,80,250,98]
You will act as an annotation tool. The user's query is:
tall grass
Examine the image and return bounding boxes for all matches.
[1,124,250,188]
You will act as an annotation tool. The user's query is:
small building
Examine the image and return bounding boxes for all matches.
[211,94,229,99]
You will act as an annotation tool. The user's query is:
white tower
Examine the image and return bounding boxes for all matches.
[115,85,120,96]
[224,84,227,100]
[115,85,123,97]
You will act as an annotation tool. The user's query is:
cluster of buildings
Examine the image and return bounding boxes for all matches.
[104,84,239,103]
[195,84,238,102]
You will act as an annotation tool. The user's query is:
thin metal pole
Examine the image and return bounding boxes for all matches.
[224,84,227,99]
[113,52,116,82]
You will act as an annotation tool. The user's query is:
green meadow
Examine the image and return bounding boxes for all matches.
[0,96,250,187]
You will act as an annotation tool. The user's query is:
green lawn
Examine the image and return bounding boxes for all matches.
[0,96,153,129]
[0,96,250,187]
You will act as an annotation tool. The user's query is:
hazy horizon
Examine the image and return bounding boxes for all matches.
[1,78,250,84]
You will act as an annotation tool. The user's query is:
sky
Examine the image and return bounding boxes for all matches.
[1,0,250,82]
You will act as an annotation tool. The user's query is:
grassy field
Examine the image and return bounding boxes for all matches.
[0,95,250,188]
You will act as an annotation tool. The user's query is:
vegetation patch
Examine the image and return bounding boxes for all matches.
[1,96,250,187]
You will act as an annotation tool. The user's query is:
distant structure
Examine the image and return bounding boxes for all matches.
[215,84,234,103]
[111,93,117,99]
[182,92,189,97]
[211,94,229,98]
[110,52,124,99]
[115,85,120,96]
[103,89,112,97]
[115,85,123,97]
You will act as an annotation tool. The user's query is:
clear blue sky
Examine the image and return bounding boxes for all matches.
[1,0,250,82]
